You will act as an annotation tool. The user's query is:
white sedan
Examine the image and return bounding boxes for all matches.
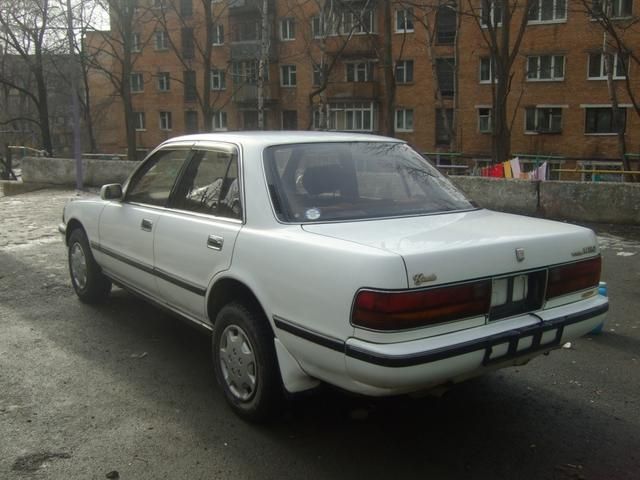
[60,132,608,421]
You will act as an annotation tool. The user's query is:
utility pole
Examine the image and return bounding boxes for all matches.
[257,0,269,129]
[66,0,83,190]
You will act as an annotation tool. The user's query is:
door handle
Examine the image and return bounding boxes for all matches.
[141,218,153,232]
[207,234,224,251]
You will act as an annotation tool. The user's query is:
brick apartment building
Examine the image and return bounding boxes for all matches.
[88,0,640,179]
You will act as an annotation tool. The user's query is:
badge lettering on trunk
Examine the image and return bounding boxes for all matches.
[515,248,525,262]
[413,273,437,286]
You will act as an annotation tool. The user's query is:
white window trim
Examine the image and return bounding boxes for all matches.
[395,108,414,132]
[583,105,627,135]
[212,24,224,46]
[587,52,628,80]
[479,57,495,84]
[477,107,492,133]
[345,61,373,82]
[480,1,503,28]
[527,0,568,24]
[212,111,227,131]
[134,112,146,131]
[524,106,564,134]
[130,73,144,93]
[159,112,172,131]
[154,31,168,51]
[280,65,297,87]
[395,9,414,33]
[526,55,565,82]
[157,73,170,92]
[280,18,295,41]
[131,33,141,53]
[395,60,414,84]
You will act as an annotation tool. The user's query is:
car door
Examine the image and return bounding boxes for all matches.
[98,146,193,297]
[153,142,243,322]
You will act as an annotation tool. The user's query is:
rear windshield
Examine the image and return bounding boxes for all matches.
[263,142,474,223]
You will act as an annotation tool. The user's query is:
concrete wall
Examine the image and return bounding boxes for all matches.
[21,157,137,187]
[451,176,640,225]
[18,157,640,224]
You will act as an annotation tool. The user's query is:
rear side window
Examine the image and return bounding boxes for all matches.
[170,147,242,220]
[126,149,190,207]
[264,142,473,222]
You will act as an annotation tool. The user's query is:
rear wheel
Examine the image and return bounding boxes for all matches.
[212,302,281,422]
[68,228,111,304]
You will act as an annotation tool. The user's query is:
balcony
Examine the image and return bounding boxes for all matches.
[326,81,379,100]
[228,0,274,15]
[232,83,278,104]
[230,41,276,61]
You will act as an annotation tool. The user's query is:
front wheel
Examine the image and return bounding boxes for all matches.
[68,228,111,304]
[212,302,281,422]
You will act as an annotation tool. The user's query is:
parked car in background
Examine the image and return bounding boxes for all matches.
[59,132,608,422]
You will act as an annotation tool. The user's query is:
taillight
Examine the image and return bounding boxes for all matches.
[352,280,491,331]
[546,256,601,299]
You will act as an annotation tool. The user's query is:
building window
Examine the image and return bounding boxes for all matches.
[312,16,324,38]
[180,0,192,16]
[585,107,626,134]
[281,65,297,87]
[210,69,226,90]
[131,33,141,52]
[525,107,563,133]
[395,60,414,83]
[212,111,228,131]
[184,70,197,102]
[212,24,224,45]
[395,109,414,132]
[233,21,261,42]
[314,102,376,131]
[346,62,372,82]
[182,27,194,59]
[436,3,457,44]
[479,57,495,83]
[395,8,414,32]
[280,18,295,40]
[282,110,298,129]
[527,55,565,81]
[157,72,170,91]
[312,64,324,86]
[185,111,198,133]
[342,9,374,34]
[159,111,172,130]
[592,0,633,18]
[233,60,265,84]
[435,108,454,145]
[478,108,492,133]
[527,0,567,23]
[155,30,168,50]
[152,0,166,8]
[134,112,146,131]
[436,57,455,97]
[130,73,144,92]
[481,0,503,26]
[588,52,628,79]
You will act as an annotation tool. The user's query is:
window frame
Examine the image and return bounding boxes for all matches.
[527,0,567,24]
[210,68,226,90]
[154,30,168,50]
[395,8,414,33]
[526,55,565,81]
[280,64,297,87]
[130,72,144,93]
[395,60,414,84]
[524,106,564,134]
[134,111,146,131]
[159,111,173,131]
[584,106,627,135]
[280,17,295,40]
[480,0,503,27]
[212,23,224,46]
[346,62,373,82]
[587,52,628,80]
[479,56,495,84]
[477,107,492,133]
[157,72,171,92]
[131,33,141,52]
[395,108,414,132]
[212,111,228,131]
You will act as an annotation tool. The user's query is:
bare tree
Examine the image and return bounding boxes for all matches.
[464,0,532,163]
[0,0,68,154]
[84,0,151,159]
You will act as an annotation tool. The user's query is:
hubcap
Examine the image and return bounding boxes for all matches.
[70,242,88,290]
[218,325,257,401]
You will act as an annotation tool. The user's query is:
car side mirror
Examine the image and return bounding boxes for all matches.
[100,183,123,201]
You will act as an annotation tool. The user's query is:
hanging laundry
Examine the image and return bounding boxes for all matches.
[510,157,522,179]
[504,160,513,179]
[536,162,548,181]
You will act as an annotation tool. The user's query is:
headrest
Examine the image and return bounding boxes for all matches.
[302,164,344,195]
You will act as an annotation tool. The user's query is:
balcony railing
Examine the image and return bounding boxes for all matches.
[232,83,278,103]
[326,81,379,100]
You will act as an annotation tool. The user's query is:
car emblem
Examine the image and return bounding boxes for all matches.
[515,248,525,262]
[413,273,437,286]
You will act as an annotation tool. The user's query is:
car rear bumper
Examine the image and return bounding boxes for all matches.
[343,295,608,395]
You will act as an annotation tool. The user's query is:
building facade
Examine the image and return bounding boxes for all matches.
[88,0,640,177]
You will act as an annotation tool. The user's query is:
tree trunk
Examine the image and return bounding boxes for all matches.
[34,56,53,155]
[382,0,395,137]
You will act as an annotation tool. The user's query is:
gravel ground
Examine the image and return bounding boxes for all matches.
[1,188,639,480]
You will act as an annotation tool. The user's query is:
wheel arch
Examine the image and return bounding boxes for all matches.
[206,276,271,331]
[65,218,85,245]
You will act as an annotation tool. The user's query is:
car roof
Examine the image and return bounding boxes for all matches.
[161,131,405,149]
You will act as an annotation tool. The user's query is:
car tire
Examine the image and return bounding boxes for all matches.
[212,302,281,422]
[68,228,112,304]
